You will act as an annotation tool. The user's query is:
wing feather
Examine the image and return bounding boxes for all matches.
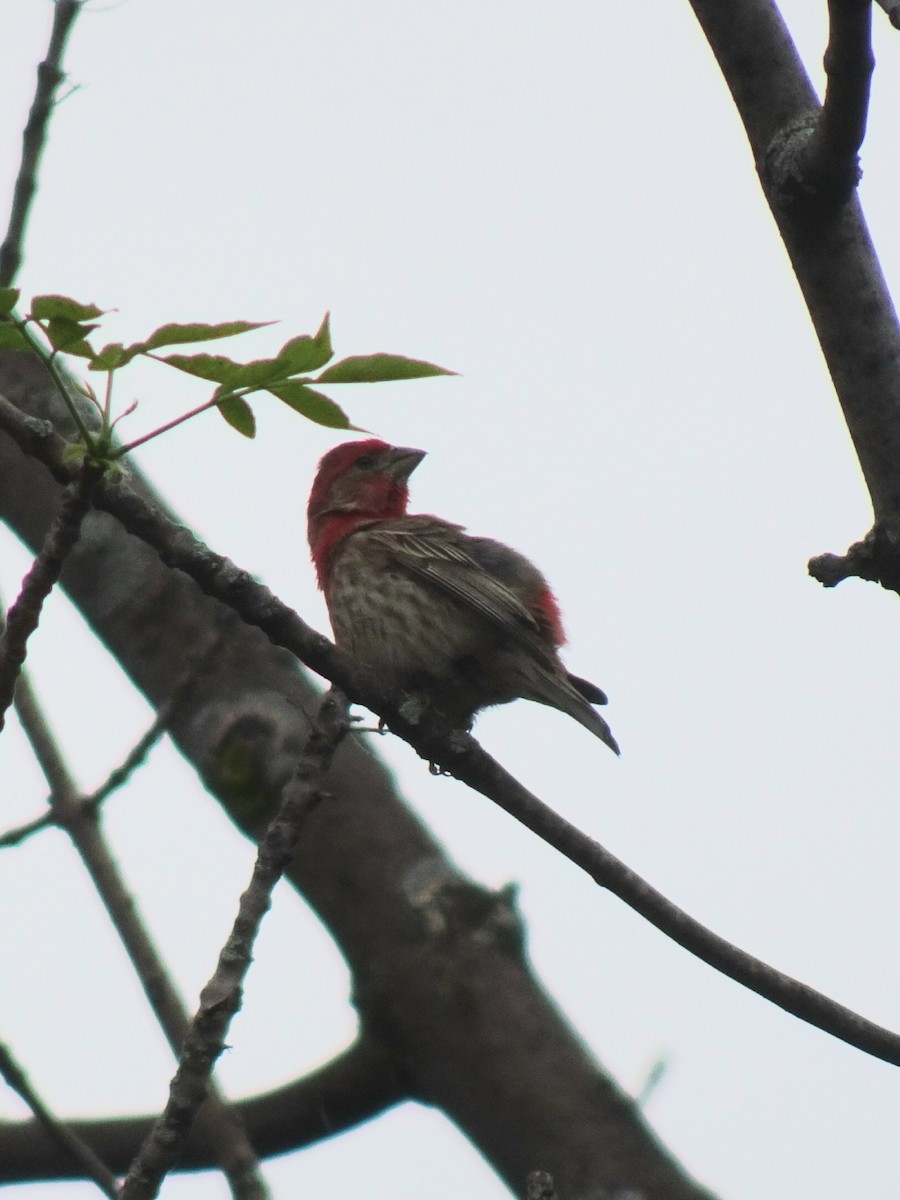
[365,522,549,653]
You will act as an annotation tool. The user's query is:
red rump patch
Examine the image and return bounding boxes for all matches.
[534,585,566,648]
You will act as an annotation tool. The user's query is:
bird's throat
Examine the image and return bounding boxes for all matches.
[309,512,375,590]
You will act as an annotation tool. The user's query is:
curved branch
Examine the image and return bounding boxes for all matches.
[1,392,897,1071]
[0,1038,406,1183]
[440,739,900,1067]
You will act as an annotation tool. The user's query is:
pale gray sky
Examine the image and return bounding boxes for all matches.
[2,3,899,1198]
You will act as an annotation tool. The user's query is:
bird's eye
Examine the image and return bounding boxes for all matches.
[354,454,376,469]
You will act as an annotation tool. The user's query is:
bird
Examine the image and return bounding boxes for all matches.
[307,439,619,753]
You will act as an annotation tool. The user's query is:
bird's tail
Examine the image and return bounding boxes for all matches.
[523,667,620,755]
[568,672,608,706]
[562,686,620,755]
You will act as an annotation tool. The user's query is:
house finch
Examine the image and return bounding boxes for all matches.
[307,439,619,753]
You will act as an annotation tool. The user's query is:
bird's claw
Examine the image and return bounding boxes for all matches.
[348,713,389,735]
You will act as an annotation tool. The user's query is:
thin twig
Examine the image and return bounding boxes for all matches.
[0,620,226,849]
[440,734,900,1068]
[0,809,52,849]
[120,689,349,1200]
[11,648,270,1200]
[2,393,900,1069]
[0,1041,119,1198]
[0,461,101,733]
[0,0,84,287]
[634,1056,669,1109]
[0,711,169,848]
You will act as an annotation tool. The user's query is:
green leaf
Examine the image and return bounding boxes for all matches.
[159,353,246,385]
[89,343,130,371]
[44,317,98,356]
[0,288,20,316]
[181,354,293,390]
[141,319,273,351]
[87,322,271,372]
[140,315,334,390]
[30,294,106,321]
[268,380,358,430]
[316,353,456,383]
[161,351,298,389]
[217,393,256,437]
[230,356,296,388]
[0,322,31,351]
[272,317,334,375]
[273,311,333,374]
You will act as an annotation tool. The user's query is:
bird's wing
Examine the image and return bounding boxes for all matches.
[366,522,547,650]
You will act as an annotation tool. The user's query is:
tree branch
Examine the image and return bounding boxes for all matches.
[803,0,873,191]
[0,1038,406,1183]
[0,461,100,732]
[0,0,84,288]
[0,392,896,1074]
[439,739,900,1067]
[0,617,225,849]
[120,690,349,1200]
[0,1042,118,1198]
[688,0,900,536]
[873,0,900,29]
[809,517,900,592]
[10,636,270,1200]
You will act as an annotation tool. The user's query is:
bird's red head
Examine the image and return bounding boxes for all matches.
[307,439,426,587]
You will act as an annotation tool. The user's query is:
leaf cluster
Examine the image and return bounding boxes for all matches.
[0,289,454,458]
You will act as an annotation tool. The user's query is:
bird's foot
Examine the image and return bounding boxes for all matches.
[347,711,390,735]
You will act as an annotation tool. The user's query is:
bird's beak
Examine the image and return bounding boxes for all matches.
[383,446,426,482]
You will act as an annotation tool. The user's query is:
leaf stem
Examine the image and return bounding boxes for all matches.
[114,383,259,457]
[16,319,96,449]
[113,395,224,457]
[102,369,114,432]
